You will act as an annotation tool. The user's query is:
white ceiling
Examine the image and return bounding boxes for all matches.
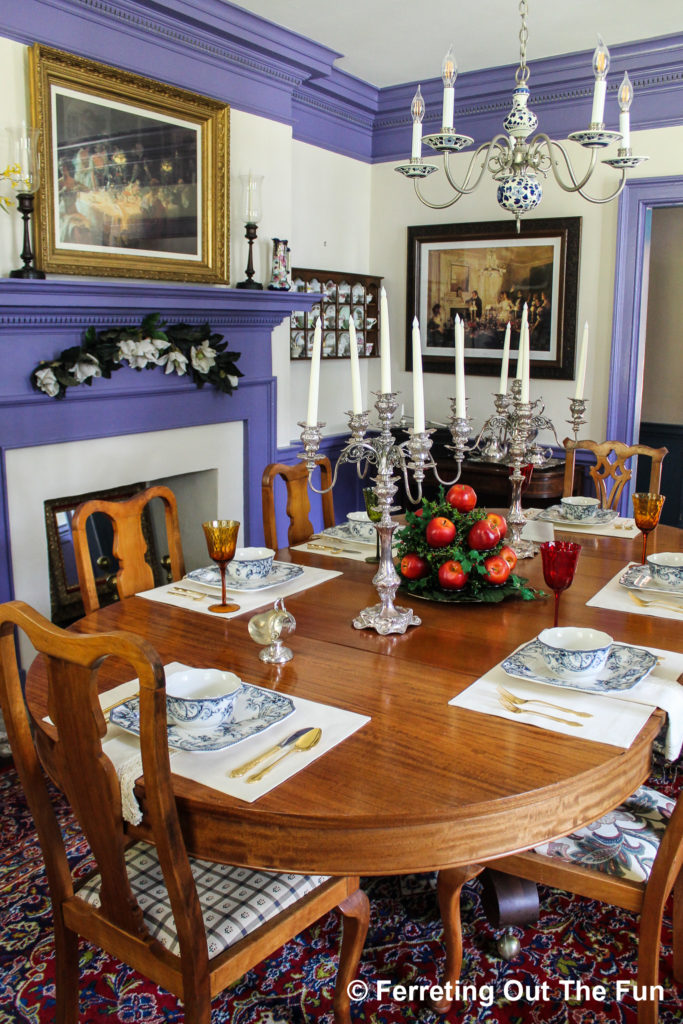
[229,0,682,87]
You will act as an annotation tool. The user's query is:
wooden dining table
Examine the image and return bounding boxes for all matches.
[26,523,682,881]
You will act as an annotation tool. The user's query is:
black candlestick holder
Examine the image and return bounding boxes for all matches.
[9,192,45,279]
[235,222,263,290]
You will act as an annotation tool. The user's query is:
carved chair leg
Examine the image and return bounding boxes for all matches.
[673,868,683,983]
[54,919,79,1024]
[432,865,484,1014]
[333,888,370,1024]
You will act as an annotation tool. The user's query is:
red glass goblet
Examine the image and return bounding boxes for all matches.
[540,541,581,628]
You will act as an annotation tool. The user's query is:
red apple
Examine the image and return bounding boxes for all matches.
[484,511,508,539]
[482,555,511,585]
[446,484,477,512]
[400,553,429,580]
[499,545,518,571]
[467,519,501,551]
[438,559,469,590]
[426,516,456,548]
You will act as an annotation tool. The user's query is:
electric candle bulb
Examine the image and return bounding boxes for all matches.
[590,35,611,125]
[411,85,425,160]
[618,71,633,150]
[441,46,457,132]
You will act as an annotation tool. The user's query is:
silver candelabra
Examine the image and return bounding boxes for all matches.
[299,391,475,635]
[567,398,588,442]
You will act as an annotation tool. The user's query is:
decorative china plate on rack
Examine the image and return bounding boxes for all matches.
[501,638,658,693]
[538,505,618,527]
[185,562,304,592]
[110,684,295,752]
[619,564,683,599]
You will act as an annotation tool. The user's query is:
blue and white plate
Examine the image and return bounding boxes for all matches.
[539,505,618,527]
[501,638,657,693]
[110,683,295,752]
[185,562,304,593]
[619,564,683,599]
[323,524,376,545]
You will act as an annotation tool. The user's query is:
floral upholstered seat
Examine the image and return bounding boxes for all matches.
[533,785,674,883]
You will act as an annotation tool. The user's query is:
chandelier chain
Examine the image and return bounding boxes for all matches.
[516,0,530,85]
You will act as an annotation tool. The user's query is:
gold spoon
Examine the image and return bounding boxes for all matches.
[246,727,322,783]
[496,685,593,718]
[498,695,582,728]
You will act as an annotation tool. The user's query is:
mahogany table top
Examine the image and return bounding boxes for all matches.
[26,524,683,877]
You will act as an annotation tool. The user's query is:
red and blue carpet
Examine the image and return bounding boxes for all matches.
[0,760,681,1022]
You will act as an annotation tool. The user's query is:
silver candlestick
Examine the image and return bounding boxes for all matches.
[299,392,474,635]
[506,398,537,559]
[567,398,588,442]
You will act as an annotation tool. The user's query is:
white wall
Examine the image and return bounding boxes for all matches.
[641,205,683,425]
[369,126,683,446]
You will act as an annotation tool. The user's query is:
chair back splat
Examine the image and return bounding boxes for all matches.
[261,459,335,550]
[71,484,186,614]
[562,438,668,510]
[0,601,368,1023]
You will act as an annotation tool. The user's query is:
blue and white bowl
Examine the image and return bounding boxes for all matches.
[226,547,275,581]
[646,552,683,588]
[560,496,601,521]
[347,511,376,542]
[165,668,242,728]
[537,627,613,677]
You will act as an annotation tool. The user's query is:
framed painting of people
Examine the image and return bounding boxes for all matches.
[406,218,581,379]
[29,44,229,283]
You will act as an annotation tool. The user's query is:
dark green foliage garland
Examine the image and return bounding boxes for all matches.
[30,312,243,400]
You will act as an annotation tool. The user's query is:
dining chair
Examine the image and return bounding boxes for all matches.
[562,438,668,510]
[71,484,186,614]
[261,458,335,550]
[0,600,369,1024]
[488,784,683,1023]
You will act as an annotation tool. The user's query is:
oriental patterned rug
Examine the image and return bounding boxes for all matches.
[1,759,681,1023]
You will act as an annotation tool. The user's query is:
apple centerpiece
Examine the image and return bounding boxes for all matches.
[395,485,538,604]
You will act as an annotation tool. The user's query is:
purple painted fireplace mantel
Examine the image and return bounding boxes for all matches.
[0,278,318,604]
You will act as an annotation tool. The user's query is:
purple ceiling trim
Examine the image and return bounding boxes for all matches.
[0,280,315,602]
[4,1,681,164]
[607,175,683,514]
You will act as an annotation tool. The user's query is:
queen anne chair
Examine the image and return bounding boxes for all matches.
[71,484,186,614]
[261,459,335,550]
[489,784,683,1023]
[562,438,668,510]
[0,600,369,1024]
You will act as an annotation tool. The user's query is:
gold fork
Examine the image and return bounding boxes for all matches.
[496,685,592,718]
[498,693,582,727]
[628,591,683,614]
[169,586,208,602]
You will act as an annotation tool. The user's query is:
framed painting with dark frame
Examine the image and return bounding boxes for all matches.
[406,218,581,380]
[29,44,229,283]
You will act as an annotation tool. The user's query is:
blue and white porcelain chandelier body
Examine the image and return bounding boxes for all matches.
[395,0,648,230]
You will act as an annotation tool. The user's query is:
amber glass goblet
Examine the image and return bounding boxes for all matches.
[363,487,381,564]
[540,541,581,628]
[632,492,665,565]
[202,520,241,614]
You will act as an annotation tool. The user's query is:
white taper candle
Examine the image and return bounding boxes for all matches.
[411,317,425,433]
[455,317,466,418]
[380,287,392,393]
[575,321,589,400]
[306,318,322,426]
[349,320,362,413]
[499,322,511,394]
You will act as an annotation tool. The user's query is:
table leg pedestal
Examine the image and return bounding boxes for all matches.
[480,867,540,959]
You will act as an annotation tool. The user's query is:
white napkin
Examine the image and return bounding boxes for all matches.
[137,564,341,618]
[587,563,683,621]
[602,646,683,760]
[103,663,370,822]
[449,663,655,748]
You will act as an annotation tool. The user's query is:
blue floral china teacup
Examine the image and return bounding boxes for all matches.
[537,626,613,676]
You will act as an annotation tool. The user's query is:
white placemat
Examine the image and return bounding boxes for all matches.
[526,508,640,539]
[100,663,370,821]
[449,657,655,748]
[137,564,342,618]
[587,563,683,621]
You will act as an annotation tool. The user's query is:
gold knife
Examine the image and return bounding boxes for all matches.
[229,727,315,777]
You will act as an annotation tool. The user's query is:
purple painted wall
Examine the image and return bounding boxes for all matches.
[0,280,318,603]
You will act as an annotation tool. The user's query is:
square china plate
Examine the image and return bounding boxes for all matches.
[501,638,658,693]
[185,562,303,593]
[619,563,683,599]
[110,683,295,752]
[538,505,618,527]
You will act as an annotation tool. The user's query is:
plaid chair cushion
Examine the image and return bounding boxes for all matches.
[79,843,329,956]
[533,785,675,883]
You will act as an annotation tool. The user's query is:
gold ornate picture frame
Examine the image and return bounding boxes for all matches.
[30,44,229,283]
